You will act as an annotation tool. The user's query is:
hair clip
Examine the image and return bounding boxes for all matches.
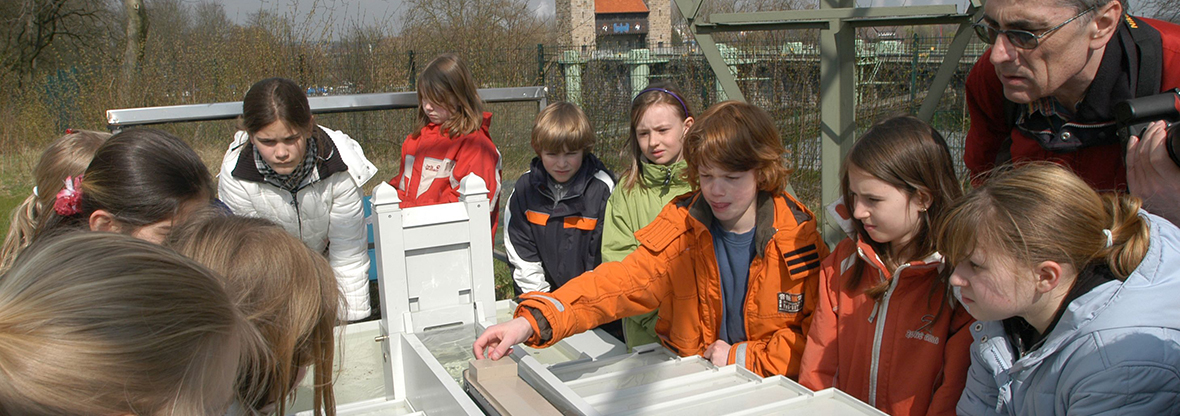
[53,176,84,216]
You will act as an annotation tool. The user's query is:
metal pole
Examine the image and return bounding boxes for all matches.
[818,0,857,247]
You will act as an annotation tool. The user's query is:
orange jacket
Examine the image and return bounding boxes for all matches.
[798,237,974,416]
[516,191,827,378]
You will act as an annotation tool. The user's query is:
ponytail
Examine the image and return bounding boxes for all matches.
[0,193,37,272]
[1099,194,1150,280]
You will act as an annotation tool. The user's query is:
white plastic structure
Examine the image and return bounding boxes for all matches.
[302,175,495,415]
[372,174,497,336]
[466,342,888,416]
[290,174,627,415]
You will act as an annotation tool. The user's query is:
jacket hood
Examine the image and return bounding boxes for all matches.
[1018,211,1180,367]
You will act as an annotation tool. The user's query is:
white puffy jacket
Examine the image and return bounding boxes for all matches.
[219,125,378,321]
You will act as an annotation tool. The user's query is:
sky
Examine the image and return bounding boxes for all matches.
[217,0,967,33]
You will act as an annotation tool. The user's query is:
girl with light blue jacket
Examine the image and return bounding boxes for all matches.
[937,163,1180,415]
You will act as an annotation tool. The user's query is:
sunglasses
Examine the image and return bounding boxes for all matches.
[973,5,1097,50]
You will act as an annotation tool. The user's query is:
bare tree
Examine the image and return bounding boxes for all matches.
[121,0,147,103]
[0,0,112,81]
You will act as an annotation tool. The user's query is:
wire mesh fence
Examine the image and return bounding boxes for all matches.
[0,31,985,217]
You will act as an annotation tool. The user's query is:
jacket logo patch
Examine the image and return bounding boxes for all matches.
[417,157,455,197]
[778,292,804,314]
[905,314,941,345]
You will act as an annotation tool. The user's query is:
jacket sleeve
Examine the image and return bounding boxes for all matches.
[390,132,413,200]
[600,190,640,263]
[217,144,259,218]
[515,210,680,348]
[956,337,1004,416]
[726,245,824,379]
[964,49,1011,184]
[327,174,372,321]
[453,133,502,237]
[798,251,843,388]
[1062,334,1180,415]
[503,185,549,294]
[927,306,976,416]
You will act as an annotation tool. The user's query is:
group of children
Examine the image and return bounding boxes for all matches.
[2,48,1178,415]
[478,80,1180,415]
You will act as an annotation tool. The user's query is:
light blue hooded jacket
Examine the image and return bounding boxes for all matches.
[957,211,1180,415]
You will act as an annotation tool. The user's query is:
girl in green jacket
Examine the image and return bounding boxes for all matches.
[602,82,696,348]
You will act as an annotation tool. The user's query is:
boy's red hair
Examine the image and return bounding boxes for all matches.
[683,101,792,192]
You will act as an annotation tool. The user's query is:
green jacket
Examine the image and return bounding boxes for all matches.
[601,159,692,348]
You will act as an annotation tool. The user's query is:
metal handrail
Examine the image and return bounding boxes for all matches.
[106,86,548,132]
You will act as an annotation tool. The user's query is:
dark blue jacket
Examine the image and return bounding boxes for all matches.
[504,153,615,296]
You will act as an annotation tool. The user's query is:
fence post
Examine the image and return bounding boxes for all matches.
[910,33,919,110]
[537,44,545,84]
[408,50,417,89]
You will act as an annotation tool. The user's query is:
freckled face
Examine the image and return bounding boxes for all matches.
[948,244,1039,322]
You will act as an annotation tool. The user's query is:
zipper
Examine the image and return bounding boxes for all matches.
[290,191,303,241]
[867,250,909,407]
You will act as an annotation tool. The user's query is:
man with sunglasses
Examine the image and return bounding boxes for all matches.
[963,0,1180,193]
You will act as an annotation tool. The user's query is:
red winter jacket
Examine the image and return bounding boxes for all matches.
[391,112,501,235]
[798,237,973,416]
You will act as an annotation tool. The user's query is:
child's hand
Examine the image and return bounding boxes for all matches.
[702,339,732,367]
[473,317,535,360]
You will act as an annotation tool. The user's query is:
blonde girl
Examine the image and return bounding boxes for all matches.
[0,129,108,271]
[390,53,502,235]
[602,82,696,347]
[940,163,1180,415]
[0,232,256,415]
[33,127,215,244]
[169,215,342,416]
[799,115,973,416]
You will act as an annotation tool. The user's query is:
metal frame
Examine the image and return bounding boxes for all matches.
[671,0,981,245]
[105,86,549,132]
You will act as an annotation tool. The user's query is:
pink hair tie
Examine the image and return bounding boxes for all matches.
[53,175,84,216]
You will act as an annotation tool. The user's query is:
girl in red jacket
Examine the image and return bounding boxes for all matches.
[798,115,973,416]
[391,53,502,235]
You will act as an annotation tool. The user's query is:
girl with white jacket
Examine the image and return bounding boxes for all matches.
[219,77,378,321]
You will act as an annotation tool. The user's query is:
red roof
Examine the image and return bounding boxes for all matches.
[596,0,649,14]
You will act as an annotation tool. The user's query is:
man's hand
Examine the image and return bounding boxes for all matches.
[702,339,733,367]
[473,317,535,360]
[1127,120,1180,225]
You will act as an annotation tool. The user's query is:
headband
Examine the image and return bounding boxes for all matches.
[636,87,688,117]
